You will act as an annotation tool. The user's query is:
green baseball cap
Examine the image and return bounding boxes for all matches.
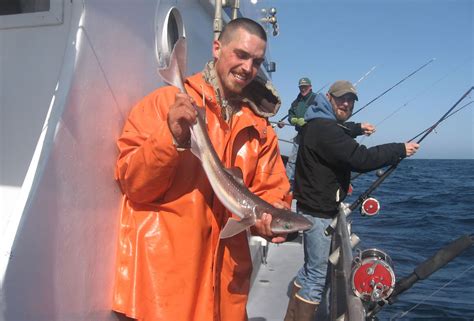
[298,77,312,86]
[328,80,358,101]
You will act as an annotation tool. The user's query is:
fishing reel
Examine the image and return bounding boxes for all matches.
[360,197,380,216]
[351,248,395,303]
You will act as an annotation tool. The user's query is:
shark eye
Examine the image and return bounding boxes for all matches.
[284,222,292,230]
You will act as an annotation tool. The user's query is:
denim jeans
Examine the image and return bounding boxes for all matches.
[285,134,301,190]
[295,210,332,303]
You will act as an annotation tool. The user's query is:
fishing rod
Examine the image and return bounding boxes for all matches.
[366,234,474,318]
[351,58,435,118]
[351,99,473,181]
[273,63,377,129]
[274,65,377,128]
[353,65,377,87]
[409,100,473,142]
[272,82,330,128]
[367,58,472,130]
[326,86,474,235]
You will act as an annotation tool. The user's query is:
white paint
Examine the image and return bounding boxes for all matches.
[0,0,243,320]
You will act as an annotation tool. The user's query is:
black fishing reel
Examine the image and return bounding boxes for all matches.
[351,248,395,303]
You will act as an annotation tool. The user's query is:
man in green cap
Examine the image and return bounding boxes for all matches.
[284,80,419,321]
[279,77,316,191]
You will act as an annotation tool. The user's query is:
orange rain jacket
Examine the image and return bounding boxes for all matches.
[112,71,290,321]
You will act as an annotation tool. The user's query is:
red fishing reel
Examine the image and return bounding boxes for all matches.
[361,197,380,216]
[351,249,395,302]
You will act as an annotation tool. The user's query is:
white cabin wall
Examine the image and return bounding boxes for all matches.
[0,0,269,320]
[0,0,257,319]
[0,1,73,208]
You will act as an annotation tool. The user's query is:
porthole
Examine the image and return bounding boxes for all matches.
[155,5,185,68]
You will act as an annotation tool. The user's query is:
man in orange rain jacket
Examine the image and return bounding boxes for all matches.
[112,18,290,321]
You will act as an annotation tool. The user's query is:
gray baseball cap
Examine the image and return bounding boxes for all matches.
[328,80,358,101]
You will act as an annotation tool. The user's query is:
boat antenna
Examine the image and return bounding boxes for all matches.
[326,86,474,235]
[351,58,435,118]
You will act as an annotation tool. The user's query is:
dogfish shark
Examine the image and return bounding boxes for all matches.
[189,106,313,238]
[159,37,313,239]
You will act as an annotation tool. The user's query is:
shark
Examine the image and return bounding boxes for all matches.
[158,37,313,238]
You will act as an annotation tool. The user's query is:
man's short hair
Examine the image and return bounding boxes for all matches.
[218,17,267,45]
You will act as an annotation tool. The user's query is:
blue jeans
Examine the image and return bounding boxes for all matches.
[285,134,300,190]
[295,210,332,303]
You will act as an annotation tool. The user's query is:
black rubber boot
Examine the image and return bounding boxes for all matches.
[294,296,318,321]
[283,283,301,321]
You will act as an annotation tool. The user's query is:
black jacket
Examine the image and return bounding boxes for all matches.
[294,118,406,218]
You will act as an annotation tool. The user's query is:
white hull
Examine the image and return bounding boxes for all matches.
[0,1,271,319]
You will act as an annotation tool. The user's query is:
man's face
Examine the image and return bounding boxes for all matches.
[299,85,312,97]
[327,93,356,122]
[213,28,266,97]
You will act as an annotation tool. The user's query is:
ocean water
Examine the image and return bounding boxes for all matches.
[346,159,474,320]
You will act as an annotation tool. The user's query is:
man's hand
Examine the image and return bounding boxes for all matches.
[167,92,197,147]
[251,201,289,243]
[361,123,376,136]
[404,142,420,157]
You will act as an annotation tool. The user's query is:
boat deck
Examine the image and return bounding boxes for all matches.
[248,239,304,321]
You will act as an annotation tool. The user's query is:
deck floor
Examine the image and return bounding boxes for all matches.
[247,240,304,321]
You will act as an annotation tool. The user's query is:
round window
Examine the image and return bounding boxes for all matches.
[155,6,185,68]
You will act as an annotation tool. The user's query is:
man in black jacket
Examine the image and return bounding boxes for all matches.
[284,80,419,321]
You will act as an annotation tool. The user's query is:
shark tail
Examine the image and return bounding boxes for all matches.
[220,216,256,239]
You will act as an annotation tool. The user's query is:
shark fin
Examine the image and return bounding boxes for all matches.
[220,216,256,239]
[225,167,245,186]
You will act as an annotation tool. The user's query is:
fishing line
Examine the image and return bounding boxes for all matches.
[351,100,473,181]
[353,65,377,87]
[273,65,376,128]
[351,58,435,118]
[409,87,473,144]
[346,86,474,212]
[359,99,473,146]
[408,100,473,142]
[374,58,472,128]
[359,57,473,144]
[389,264,474,320]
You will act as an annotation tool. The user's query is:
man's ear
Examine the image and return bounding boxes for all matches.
[212,40,221,59]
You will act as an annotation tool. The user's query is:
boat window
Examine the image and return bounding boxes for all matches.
[155,7,185,68]
[0,0,49,15]
[0,0,62,29]
[167,10,180,53]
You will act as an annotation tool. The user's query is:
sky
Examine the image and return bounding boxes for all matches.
[263,0,473,159]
